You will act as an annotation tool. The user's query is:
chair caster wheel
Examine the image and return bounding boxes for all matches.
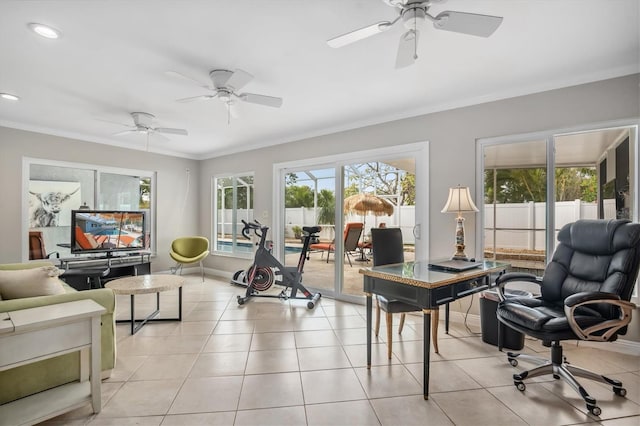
[508,358,518,367]
[237,296,245,305]
[553,374,560,380]
[515,381,526,391]
[614,387,627,397]
[307,302,315,309]
[588,405,601,416]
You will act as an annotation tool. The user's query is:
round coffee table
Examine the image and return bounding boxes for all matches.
[105,274,185,334]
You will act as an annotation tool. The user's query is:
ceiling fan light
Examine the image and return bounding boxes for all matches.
[0,93,20,101]
[28,23,62,39]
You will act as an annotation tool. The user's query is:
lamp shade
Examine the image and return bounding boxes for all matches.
[441,185,479,214]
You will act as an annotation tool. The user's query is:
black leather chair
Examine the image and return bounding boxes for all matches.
[371,228,424,359]
[495,219,640,416]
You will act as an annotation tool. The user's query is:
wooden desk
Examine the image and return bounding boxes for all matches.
[0,300,105,425]
[360,260,508,399]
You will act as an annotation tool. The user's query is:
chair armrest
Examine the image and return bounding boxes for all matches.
[564,292,636,342]
[565,291,621,307]
[495,272,541,301]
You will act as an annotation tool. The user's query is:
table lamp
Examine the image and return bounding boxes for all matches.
[441,185,479,260]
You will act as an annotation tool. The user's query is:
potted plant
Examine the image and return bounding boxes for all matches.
[292,225,303,240]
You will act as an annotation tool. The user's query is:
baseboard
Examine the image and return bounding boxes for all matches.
[441,310,640,356]
[156,266,233,280]
[577,338,640,355]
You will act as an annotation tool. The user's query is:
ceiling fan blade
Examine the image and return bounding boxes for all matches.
[327,21,395,48]
[226,69,254,91]
[239,93,283,108]
[432,11,503,37]
[165,70,213,89]
[396,29,419,69]
[112,129,138,137]
[150,132,170,143]
[176,94,217,103]
[96,118,131,127]
[155,127,188,136]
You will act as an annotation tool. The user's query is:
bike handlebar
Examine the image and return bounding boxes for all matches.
[241,220,321,240]
[241,219,266,239]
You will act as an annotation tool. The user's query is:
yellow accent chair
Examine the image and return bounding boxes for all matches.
[170,236,210,281]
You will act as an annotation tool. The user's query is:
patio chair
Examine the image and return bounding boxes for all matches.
[310,222,363,267]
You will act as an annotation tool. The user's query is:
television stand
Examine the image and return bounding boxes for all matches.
[59,252,151,291]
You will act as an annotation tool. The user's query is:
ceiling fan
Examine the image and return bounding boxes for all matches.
[327,0,503,68]
[107,112,188,150]
[168,69,283,123]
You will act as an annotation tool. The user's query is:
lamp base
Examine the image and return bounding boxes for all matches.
[451,244,469,261]
[452,215,469,261]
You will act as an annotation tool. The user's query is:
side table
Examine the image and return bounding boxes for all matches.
[106,274,185,334]
[0,299,105,426]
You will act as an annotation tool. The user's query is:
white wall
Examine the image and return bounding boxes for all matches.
[0,127,200,271]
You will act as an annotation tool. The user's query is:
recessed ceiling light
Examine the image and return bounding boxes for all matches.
[0,93,19,101]
[28,23,61,39]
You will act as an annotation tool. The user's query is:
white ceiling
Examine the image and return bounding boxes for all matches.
[0,0,638,159]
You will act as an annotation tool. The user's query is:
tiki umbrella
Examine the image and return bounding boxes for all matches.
[343,193,394,260]
[344,193,394,217]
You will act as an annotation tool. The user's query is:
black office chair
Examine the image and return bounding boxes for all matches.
[371,228,424,359]
[495,219,640,416]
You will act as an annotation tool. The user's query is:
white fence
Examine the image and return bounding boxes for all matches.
[218,199,600,249]
[484,200,598,251]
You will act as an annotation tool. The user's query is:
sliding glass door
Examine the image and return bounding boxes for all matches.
[274,143,428,302]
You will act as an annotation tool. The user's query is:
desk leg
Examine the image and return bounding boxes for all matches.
[432,308,439,354]
[422,308,431,400]
[366,292,372,369]
[445,303,450,334]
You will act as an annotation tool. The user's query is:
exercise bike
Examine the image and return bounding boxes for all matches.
[233,219,322,309]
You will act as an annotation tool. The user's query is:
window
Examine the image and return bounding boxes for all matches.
[24,158,155,261]
[478,122,638,299]
[213,173,254,257]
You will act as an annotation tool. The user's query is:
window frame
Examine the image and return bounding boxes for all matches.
[211,171,255,258]
[476,119,639,301]
[22,157,157,261]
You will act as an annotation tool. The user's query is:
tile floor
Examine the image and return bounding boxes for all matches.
[41,275,640,425]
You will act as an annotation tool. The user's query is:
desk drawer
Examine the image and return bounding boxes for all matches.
[433,277,489,305]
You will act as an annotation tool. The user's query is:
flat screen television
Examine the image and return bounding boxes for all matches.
[70,210,147,255]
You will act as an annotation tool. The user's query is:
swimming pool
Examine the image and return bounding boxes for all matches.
[216,241,302,254]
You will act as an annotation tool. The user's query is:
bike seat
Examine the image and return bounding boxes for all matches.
[303,226,321,234]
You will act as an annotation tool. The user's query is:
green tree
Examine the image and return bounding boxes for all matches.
[285,185,314,207]
[347,162,401,204]
[217,176,254,209]
[400,173,415,205]
[317,189,335,224]
[484,167,596,203]
[344,183,359,199]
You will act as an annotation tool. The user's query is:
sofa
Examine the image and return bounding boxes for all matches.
[0,261,116,404]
